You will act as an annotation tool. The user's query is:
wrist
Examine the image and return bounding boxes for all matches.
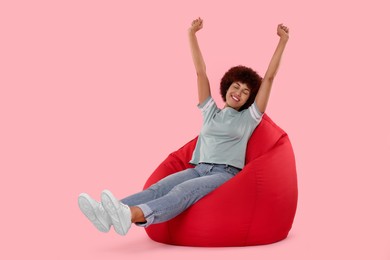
[188,28,196,35]
[279,36,289,43]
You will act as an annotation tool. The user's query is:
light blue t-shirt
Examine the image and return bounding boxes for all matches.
[190,96,263,169]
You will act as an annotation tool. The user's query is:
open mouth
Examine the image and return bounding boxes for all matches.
[231,95,240,102]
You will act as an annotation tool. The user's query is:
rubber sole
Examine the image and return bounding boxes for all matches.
[101,190,131,236]
[78,193,110,233]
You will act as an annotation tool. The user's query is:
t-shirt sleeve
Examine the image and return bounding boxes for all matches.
[246,102,264,125]
[197,96,219,123]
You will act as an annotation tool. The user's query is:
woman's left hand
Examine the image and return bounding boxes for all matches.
[277,24,289,41]
[189,17,204,34]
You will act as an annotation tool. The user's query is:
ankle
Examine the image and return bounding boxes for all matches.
[130,206,146,223]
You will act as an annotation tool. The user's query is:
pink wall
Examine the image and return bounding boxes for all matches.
[1,0,389,259]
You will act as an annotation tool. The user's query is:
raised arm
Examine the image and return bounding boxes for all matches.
[188,18,211,104]
[255,24,289,113]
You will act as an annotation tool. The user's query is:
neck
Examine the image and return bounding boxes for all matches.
[224,103,240,111]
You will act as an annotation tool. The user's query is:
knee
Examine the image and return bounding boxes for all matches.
[169,185,199,205]
[147,183,164,198]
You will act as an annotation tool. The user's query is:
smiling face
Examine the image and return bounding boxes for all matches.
[225,81,251,111]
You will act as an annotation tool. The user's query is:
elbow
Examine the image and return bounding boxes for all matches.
[196,70,207,77]
[196,65,207,76]
[263,75,275,83]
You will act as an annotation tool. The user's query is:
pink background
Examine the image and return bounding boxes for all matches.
[1,0,389,259]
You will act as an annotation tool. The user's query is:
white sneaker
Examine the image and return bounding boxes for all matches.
[78,193,112,233]
[101,190,131,236]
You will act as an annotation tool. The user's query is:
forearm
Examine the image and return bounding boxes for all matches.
[255,29,289,113]
[188,30,206,75]
[263,38,288,80]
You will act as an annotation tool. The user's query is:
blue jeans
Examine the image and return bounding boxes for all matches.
[120,163,241,227]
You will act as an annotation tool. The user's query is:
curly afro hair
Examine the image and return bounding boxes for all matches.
[220,65,262,111]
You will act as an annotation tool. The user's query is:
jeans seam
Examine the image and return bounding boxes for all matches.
[153,183,218,215]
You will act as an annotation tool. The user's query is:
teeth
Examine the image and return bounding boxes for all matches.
[232,96,239,102]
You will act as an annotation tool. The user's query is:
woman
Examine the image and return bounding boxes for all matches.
[78,17,289,236]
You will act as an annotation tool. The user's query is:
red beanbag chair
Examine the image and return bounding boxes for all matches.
[143,114,298,246]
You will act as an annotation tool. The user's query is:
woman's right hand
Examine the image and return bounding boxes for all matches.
[189,17,203,33]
